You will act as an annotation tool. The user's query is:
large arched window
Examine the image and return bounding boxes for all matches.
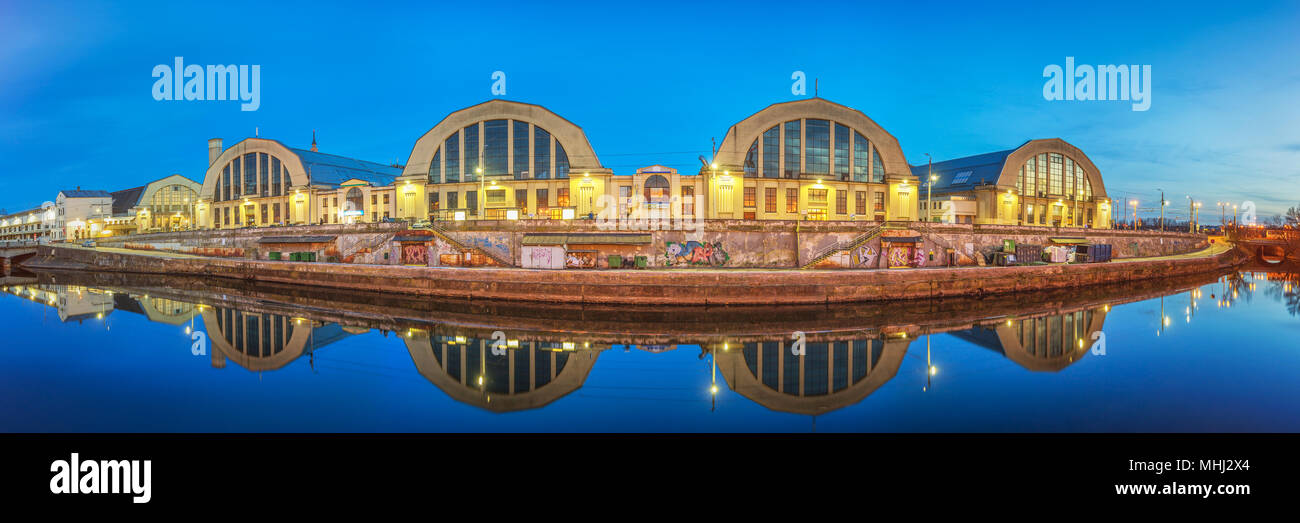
[149,184,197,212]
[1016,153,1092,200]
[215,153,291,202]
[427,120,570,184]
[345,187,364,214]
[746,119,887,183]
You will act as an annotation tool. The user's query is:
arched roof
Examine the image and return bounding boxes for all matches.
[913,138,1107,199]
[400,99,605,178]
[200,138,401,200]
[709,98,911,177]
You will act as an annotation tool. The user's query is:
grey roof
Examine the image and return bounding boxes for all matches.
[909,141,1028,196]
[283,146,402,188]
[59,190,112,198]
[110,186,146,216]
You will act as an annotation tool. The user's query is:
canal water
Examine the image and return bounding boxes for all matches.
[1,267,1297,432]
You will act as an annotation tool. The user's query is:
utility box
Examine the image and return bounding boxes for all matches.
[608,255,623,269]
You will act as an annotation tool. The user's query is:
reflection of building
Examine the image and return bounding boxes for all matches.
[202,307,356,371]
[714,337,908,415]
[949,306,1108,372]
[1,284,114,322]
[914,139,1111,227]
[404,333,599,413]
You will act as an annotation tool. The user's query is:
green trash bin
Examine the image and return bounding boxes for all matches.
[268,252,281,261]
[608,255,623,269]
[306,252,316,262]
[635,255,648,268]
[288,252,299,262]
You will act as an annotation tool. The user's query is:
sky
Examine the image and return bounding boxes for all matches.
[1,0,1297,220]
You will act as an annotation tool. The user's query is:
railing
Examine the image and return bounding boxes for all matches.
[427,207,577,222]
[801,224,883,268]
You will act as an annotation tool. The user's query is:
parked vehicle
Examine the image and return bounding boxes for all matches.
[81,240,97,248]
[411,219,432,229]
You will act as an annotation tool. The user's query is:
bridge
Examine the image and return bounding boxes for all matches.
[0,240,43,274]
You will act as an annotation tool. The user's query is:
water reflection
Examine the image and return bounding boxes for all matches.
[3,265,1296,423]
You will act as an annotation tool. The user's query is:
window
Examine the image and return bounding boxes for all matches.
[1023,156,1036,195]
[515,189,527,210]
[834,123,850,181]
[222,165,231,201]
[853,132,870,182]
[536,189,549,209]
[259,153,269,196]
[444,132,460,183]
[783,120,800,178]
[555,143,569,178]
[466,191,477,215]
[743,186,756,208]
[483,120,507,176]
[346,188,364,215]
[463,124,479,181]
[231,155,241,198]
[1049,153,1063,195]
[447,191,459,210]
[743,140,758,177]
[429,148,441,184]
[271,157,282,196]
[243,153,257,195]
[557,188,569,207]
[765,187,777,213]
[808,189,828,206]
[762,126,779,178]
[513,121,530,179]
[260,204,268,223]
[533,127,551,179]
[681,186,694,215]
[871,147,885,183]
[428,192,439,213]
[951,170,972,184]
[835,190,847,214]
[873,192,885,212]
[786,188,799,213]
[855,191,866,215]
[804,119,829,176]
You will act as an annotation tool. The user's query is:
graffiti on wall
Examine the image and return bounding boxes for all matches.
[887,245,913,268]
[664,241,729,266]
[401,244,429,265]
[851,245,877,267]
[566,251,596,268]
[530,247,553,267]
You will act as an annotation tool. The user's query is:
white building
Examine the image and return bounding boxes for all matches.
[0,202,58,243]
[55,189,113,241]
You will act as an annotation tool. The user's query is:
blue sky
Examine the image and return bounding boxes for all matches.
[2,0,1297,219]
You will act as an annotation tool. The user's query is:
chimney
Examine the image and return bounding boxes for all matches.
[208,138,223,165]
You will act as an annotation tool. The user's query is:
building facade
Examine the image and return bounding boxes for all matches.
[912,139,1111,228]
[55,190,113,241]
[0,202,58,243]
[109,174,202,234]
[706,98,918,222]
[198,137,403,229]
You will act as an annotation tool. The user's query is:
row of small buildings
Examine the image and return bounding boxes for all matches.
[2,97,1113,243]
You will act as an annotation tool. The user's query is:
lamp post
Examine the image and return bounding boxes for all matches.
[1157,188,1166,232]
[709,162,717,220]
[1130,199,1139,230]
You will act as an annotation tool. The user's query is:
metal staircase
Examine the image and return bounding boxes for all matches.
[800,224,883,269]
[428,224,513,267]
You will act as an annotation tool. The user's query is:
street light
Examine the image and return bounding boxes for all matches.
[1130,199,1139,230]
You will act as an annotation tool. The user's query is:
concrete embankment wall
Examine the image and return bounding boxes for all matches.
[28,244,1242,305]
[92,221,1207,269]
[405,220,1208,268]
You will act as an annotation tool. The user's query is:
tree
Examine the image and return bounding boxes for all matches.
[1287,203,1300,227]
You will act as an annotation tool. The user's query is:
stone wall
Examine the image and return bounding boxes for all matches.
[89,220,1207,269]
[28,242,1243,305]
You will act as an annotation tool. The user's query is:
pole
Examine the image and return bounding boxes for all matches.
[1160,189,1165,232]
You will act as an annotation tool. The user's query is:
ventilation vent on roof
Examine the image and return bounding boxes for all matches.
[951,170,973,184]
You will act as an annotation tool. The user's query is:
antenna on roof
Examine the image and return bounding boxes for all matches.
[814,78,819,98]
[255,126,259,137]
[311,130,318,152]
